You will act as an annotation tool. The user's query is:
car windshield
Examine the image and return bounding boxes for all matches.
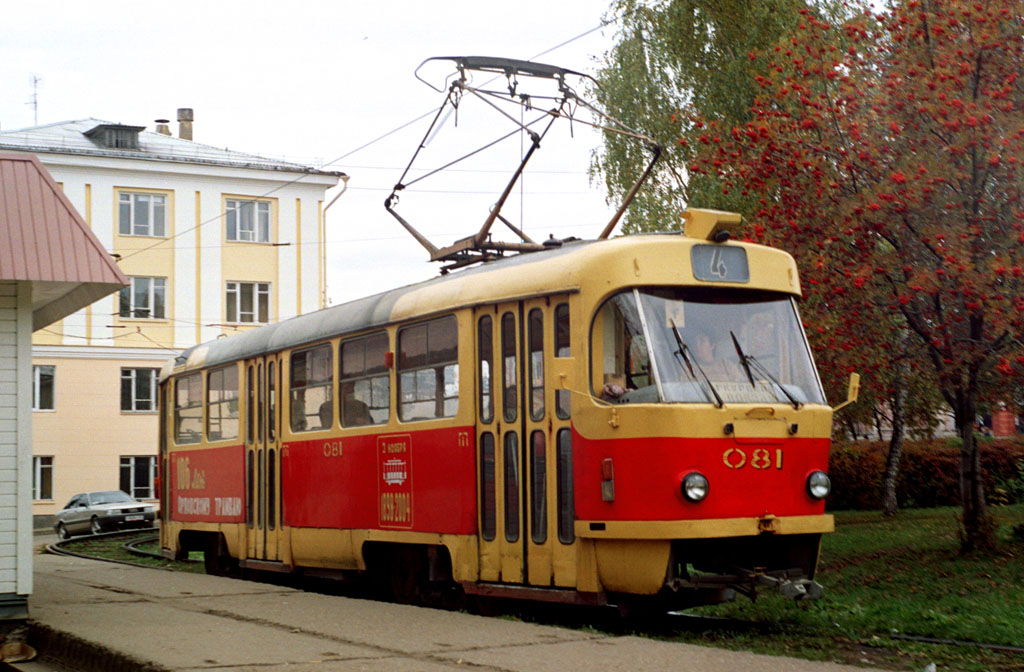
[90,491,134,505]
[591,288,825,406]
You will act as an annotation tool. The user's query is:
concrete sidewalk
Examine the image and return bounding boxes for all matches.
[20,552,880,672]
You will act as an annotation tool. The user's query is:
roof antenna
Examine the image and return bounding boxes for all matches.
[27,74,42,125]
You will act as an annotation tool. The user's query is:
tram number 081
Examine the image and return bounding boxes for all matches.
[722,447,783,470]
[381,492,411,524]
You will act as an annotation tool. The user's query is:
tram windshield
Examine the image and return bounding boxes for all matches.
[591,288,825,406]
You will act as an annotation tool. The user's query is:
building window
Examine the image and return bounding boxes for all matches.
[33,456,53,500]
[226,282,269,323]
[121,368,158,412]
[226,199,271,243]
[120,456,155,499]
[398,316,458,421]
[118,192,166,237]
[32,365,55,411]
[119,276,166,319]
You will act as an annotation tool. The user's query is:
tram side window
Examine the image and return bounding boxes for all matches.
[556,428,575,544]
[555,303,571,419]
[501,313,517,423]
[478,316,494,424]
[207,365,240,441]
[398,316,458,421]
[268,361,277,442]
[290,344,333,432]
[340,332,390,427]
[174,373,203,444]
[593,293,649,394]
[528,309,544,421]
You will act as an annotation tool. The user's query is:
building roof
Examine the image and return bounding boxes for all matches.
[0,152,128,329]
[0,118,346,178]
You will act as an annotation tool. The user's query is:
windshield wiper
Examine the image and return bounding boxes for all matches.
[729,331,802,409]
[670,319,724,408]
[730,331,756,388]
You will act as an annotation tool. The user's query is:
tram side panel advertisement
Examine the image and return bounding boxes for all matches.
[172,445,245,522]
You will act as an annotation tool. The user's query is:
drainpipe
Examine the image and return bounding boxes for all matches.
[321,174,350,308]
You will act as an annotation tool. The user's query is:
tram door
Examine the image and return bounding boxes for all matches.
[245,355,283,562]
[476,296,573,587]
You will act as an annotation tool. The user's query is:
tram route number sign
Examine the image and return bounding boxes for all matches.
[378,434,413,529]
[691,244,750,283]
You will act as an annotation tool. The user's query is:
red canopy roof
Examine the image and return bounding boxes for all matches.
[0,152,127,329]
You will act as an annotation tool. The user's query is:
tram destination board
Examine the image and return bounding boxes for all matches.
[691,245,750,283]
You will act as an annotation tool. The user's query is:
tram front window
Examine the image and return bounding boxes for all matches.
[592,288,825,406]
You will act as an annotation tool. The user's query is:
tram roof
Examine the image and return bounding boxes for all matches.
[165,234,799,378]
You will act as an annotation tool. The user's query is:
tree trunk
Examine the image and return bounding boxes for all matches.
[953,393,994,553]
[882,376,907,516]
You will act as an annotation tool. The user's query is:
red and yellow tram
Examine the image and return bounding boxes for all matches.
[158,209,854,609]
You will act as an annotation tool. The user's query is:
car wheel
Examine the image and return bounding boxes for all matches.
[56,522,70,540]
[90,517,102,535]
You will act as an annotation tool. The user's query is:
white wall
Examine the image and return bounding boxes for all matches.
[0,281,32,599]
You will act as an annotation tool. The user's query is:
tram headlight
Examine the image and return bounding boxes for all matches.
[806,471,831,500]
[681,472,709,502]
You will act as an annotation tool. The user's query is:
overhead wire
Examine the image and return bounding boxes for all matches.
[114,12,621,265]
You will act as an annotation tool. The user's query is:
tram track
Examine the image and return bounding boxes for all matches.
[45,530,1024,662]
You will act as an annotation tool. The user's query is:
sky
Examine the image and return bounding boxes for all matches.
[0,0,627,306]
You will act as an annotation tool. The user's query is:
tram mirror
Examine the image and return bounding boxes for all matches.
[832,372,860,412]
[550,357,575,389]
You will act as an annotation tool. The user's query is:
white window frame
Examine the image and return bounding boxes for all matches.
[225,199,271,243]
[32,365,55,411]
[120,456,156,500]
[226,281,270,324]
[121,368,159,412]
[118,192,166,237]
[33,456,53,500]
[120,276,166,319]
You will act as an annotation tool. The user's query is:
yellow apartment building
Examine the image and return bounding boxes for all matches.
[0,113,344,526]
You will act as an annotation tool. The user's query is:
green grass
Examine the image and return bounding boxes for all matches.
[60,534,207,574]
[675,505,1024,671]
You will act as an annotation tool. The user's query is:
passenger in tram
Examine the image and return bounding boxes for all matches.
[341,383,373,427]
[690,328,741,381]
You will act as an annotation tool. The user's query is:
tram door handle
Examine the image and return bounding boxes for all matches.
[550,357,575,390]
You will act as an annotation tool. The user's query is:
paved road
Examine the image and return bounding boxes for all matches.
[22,551,881,672]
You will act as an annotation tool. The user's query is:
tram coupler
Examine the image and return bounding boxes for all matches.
[668,568,823,602]
[755,574,824,601]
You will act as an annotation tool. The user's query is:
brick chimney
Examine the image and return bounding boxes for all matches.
[154,119,171,136]
[177,108,194,141]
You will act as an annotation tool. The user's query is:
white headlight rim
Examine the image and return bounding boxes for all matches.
[682,472,709,502]
[807,471,831,499]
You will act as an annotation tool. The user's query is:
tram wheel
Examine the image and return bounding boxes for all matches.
[203,535,239,577]
[389,546,424,605]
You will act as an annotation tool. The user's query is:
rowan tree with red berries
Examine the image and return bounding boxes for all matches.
[693,0,1024,550]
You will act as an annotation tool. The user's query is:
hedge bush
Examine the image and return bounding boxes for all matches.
[827,438,1024,510]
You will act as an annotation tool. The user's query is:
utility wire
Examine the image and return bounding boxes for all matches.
[115,14,619,264]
